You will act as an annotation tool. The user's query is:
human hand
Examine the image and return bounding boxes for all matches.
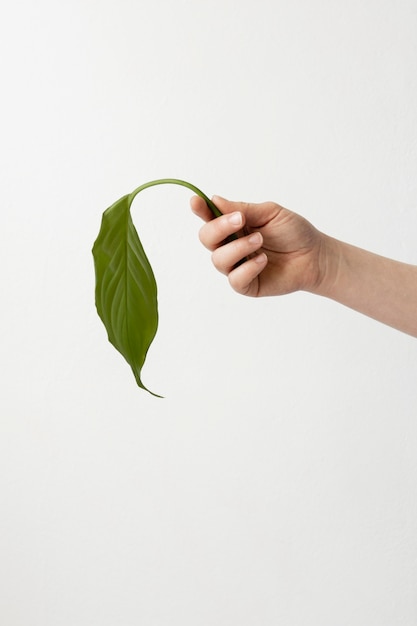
[191,195,327,297]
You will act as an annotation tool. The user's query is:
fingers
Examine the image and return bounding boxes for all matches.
[190,195,213,222]
[190,194,243,222]
[228,253,268,296]
[192,194,281,228]
[190,193,272,296]
[211,231,264,274]
[199,211,246,251]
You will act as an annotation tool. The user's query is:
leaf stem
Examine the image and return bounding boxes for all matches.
[129,178,223,218]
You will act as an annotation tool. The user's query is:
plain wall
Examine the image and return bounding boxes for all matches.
[1,0,417,624]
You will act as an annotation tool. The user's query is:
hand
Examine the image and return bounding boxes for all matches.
[191,195,326,297]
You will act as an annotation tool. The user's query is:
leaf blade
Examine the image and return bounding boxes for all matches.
[92,194,160,395]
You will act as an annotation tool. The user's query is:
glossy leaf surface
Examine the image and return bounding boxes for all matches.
[93,193,159,395]
[92,179,222,395]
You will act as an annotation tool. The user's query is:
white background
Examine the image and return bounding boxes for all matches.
[1,1,417,624]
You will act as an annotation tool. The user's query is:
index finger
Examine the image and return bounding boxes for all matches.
[190,195,216,222]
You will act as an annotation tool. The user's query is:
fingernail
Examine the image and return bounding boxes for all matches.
[228,212,242,226]
[248,232,262,245]
[255,252,267,264]
[212,195,226,203]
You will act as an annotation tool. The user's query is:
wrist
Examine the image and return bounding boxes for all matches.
[308,233,343,298]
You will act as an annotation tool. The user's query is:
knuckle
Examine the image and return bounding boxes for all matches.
[199,215,231,250]
[228,270,245,294]
[198,224,210,247]
[198,223,204,239]
[228,263,256,297]
[211,249,221,269]
[211,248,228,274]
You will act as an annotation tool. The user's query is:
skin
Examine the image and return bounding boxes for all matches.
[191,195,417,338]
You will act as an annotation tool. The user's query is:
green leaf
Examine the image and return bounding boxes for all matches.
[92,179,224,396]
[93,192,159,395]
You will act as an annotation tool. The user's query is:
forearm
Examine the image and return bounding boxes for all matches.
[314,235,417,337]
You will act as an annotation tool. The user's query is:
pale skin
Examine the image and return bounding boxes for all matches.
[190,195,417,338]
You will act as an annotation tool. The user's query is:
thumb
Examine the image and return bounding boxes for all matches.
[212,195,280,228]
[211,195,247,215]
